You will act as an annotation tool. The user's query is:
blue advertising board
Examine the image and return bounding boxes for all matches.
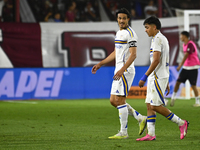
[0,67,199,100]
[0,67,115,100]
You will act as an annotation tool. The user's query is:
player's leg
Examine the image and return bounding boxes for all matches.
[147,103,156,137]
[109,78,128,139]
[138,78,189,141]
[136,79,156,141]
[153,78,188,139]
[123,71,147,135]
[126,103,147,135]
[126,103,143,119]
[136,103,156,141]
[151,105,189,139]
[158,78,189,139]
[116,96,128,135]
[109,71,146,139]
[152,105,184,125]
[171,69,187,107]
[191,85,200,107]
[170,81,181,106]
[110,95,147,138]
[191,85,199,98]
[110,94,121,107]
[138,102,189,140]
[109,95,129,139]
[189,69,199,107]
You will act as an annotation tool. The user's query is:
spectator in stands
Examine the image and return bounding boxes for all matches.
[110,3,118,19]
[65,1,76,22]
[41,0,53,22]
[144,0,157,18]
[134,0,143,19]
[44,9,54,22]
[44,10,62,22]
[53,11,62,22]
[180,0,195,9]
[101,0,119,21]
[57,0,65,15]
[130,8,138,20]
[162,8,170,18]
[84,2,97,22]
[92,0,101,21]
[2,0,13,22]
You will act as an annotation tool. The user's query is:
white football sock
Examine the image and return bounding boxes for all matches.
[126,103,143,122]
[147,122,155,136]
[117,104,128,133]
[195,97,199,104]
[166,112,184,126]
[147,115,156,136]
[171,92,177,100]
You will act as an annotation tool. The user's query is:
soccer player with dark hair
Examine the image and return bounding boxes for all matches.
[136,16,189,141]
[170,31,200,107]
[92,8,147,139]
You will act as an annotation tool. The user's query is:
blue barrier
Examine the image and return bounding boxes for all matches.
[0,67,115,100]
[1,67,198,100]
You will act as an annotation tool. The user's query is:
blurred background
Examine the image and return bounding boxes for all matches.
[0,0,199,100]
[0,0,200,23]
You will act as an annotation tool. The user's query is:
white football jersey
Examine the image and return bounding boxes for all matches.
[114,26,138,73]
[149,31,169,79]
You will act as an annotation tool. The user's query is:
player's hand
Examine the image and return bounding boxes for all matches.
[176,65,181,71]
[91,64,101,74]
[165,83,170,96]
[113,69,124,80]
[139,80,145,88]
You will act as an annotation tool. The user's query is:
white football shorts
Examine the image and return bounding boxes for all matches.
[145,77,169,106]
[111,70,135,97]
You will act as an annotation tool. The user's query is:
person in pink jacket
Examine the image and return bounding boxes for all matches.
[171,31,200,107]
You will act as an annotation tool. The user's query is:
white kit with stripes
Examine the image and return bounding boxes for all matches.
[146,31,170,106]
[111,26,138,97]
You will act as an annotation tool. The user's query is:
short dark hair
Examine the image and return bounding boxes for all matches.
[143,16,161,30]
[116,8,130,19]
[181,31,190,38]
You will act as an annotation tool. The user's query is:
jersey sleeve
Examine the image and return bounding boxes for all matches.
[153,36,162,52]
[186,43,195,54]
[126,30,138,47]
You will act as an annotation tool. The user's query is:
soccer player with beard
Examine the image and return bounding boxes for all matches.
[92,8,147,139]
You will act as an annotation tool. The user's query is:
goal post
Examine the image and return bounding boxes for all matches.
[183,10,200,31]
[175,9,200,99]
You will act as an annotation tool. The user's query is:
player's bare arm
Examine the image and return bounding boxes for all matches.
[113,47,137,80]
[177,52,189,71]
[91,49,116,74]
[139,51,160,87]
[113,47,136,80]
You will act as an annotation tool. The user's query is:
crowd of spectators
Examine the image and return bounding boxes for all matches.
[0,0,14,22]
[36,0,101,22]
[1,0,200,22]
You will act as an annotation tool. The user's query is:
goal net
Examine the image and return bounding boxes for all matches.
[175,9,200,99]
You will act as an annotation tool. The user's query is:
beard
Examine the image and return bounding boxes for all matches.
[118,23,128,29]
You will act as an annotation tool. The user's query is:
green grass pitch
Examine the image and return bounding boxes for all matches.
[0,99,200,150]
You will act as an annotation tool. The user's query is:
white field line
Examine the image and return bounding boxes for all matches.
[3,100,38,104]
